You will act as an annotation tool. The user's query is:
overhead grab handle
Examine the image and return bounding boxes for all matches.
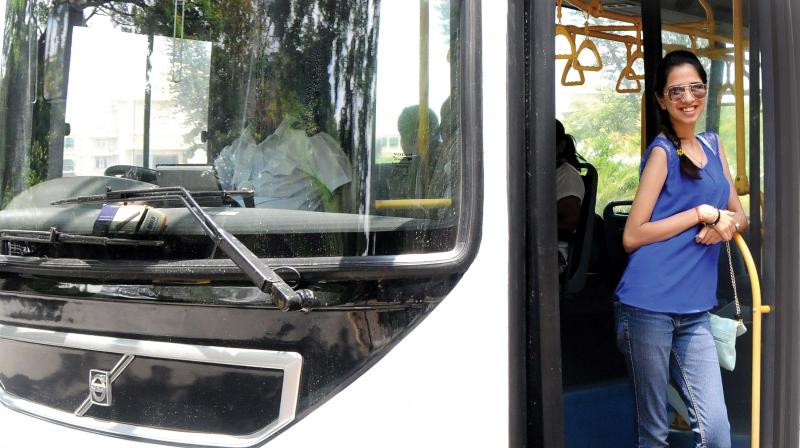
[615,65,641,93]
[561,59,586,87]
[574,14,603,72]
[616,41,643,93]
[626,27,645,81]
[555,25,577,60]
[574,38,603,72]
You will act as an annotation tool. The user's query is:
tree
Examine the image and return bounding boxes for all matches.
[563,88,641,213]
[0,0,36,206]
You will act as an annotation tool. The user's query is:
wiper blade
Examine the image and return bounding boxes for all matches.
[51,186,315,311]
[1,227,164,251]
[51,188,256,207]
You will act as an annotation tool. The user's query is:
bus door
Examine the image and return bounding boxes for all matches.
[552,1,769,447]
[512,0,774,447]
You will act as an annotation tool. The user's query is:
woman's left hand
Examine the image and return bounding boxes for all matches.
[695,225,723,245]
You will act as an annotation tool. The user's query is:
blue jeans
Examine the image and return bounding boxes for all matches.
[614,301,731,448]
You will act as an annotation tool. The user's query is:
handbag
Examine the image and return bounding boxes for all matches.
[709,241,747,371]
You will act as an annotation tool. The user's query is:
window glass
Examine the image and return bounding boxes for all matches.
[555,7,642,214]
[0,0,465,260]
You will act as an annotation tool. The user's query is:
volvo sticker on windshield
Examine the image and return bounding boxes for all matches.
[74,354,135,416]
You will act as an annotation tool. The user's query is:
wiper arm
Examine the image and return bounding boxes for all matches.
[51,186,316,311]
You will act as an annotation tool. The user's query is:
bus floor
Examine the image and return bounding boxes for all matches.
[560,276,752,447]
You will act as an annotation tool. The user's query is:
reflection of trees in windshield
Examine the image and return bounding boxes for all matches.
[0,0,36,207]
[1,0,380,208]
[121,0,379,213]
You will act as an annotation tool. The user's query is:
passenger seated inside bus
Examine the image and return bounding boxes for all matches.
[386,105,441,199]
[427,97,460,203]
[556,119,585,273]
[213,116,352,212]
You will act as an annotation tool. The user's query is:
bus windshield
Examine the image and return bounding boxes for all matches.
[0,0,464,261]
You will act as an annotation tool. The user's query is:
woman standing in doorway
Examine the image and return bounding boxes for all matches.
[615,50,747,447]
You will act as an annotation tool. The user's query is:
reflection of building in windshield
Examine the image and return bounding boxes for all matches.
[376,134,403,162]
[63,28,211,177]
[63,98,202,176]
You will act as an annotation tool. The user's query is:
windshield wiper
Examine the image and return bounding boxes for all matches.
[1,228,163,257]
[51,186,316,311]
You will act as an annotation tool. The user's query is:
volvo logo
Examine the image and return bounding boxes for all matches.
[74,354,135,417]
[89,370,111,406]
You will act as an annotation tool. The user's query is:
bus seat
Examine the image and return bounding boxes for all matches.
[564,162,598,294]
[602,200,632,286]
[105,165,158,184]
[588,212,608,275]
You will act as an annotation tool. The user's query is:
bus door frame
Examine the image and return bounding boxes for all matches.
[760,0,800,446]
[507,1,666,445]
[507,0,562,446]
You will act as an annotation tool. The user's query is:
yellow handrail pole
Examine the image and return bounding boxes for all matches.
[418,0,430,192]
[564,24,638,46]
[733,0,749,195]
[374,198,453,210]
[662,24,734,45]
[732,234,771,448]
[641,93,646,155]
[696,0,717,33]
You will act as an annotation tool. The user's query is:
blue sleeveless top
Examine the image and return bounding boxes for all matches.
[615,132,730,313]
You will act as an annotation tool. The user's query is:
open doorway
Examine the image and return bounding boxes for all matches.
[554,1,762,446]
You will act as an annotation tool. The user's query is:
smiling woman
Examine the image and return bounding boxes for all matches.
[615,50,748,447]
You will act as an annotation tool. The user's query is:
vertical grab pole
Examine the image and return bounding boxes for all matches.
[733,234,771,448]
[733,0,749,194]
[418,0,430,193]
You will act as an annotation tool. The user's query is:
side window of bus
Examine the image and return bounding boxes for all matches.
[555,8,644,285]
[555,7,642,217]
[1,0,469,260]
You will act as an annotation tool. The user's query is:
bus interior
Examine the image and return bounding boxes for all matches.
[553,1,762,446]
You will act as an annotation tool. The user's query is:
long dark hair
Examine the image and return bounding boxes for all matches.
[654,50,707,179]
[556,119,583,169]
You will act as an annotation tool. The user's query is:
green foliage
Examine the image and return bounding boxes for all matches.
[562,89,642,213]
[26,140,49,187]
[0,0,37,206]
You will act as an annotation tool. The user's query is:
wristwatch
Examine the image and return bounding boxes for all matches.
[734,220,741,232]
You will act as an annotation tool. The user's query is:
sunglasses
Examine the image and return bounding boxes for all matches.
[665,82,708,102]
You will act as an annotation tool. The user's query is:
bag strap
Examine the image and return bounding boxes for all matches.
[725,241,743,321]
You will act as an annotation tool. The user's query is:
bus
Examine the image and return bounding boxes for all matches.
[0,0,797,447]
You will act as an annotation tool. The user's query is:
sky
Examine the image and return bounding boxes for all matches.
[54,0,452,141]
[68,0,456,140]
[375,0,452,137]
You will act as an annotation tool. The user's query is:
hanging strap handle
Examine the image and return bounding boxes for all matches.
[725,240,743,321]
